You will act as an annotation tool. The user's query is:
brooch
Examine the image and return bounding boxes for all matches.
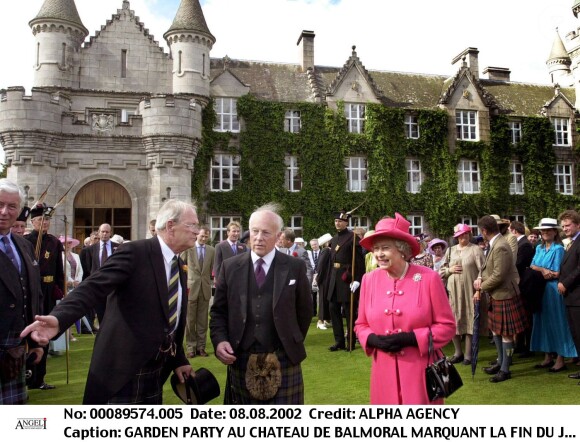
[182,265,188,273]
[413,273,422,282]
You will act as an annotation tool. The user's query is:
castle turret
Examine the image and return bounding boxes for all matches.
[547,29,572,86]
[163,0,215,96]
[29,0,88,89]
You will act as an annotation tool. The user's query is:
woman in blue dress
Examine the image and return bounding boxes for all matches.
[530,218,578,372]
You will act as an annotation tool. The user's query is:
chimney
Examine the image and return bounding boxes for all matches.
[297,30,315,72]
[451,47,479,79]
[483,66,511,82]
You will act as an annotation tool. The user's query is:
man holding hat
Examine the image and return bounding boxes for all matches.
[319,209,365,351]
[24,203,64,390]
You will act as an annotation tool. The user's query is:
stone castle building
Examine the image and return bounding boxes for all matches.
[0,0,579,242]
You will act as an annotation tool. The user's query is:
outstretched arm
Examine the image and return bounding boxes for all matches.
[20,315,60,346]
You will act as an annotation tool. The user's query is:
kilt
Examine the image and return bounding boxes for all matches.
[0,335,27,405]
[488,294,528,336]
[226,349,304,405]
[107,354,166,405]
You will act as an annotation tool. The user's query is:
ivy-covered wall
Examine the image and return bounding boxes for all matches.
[192,95,579,240]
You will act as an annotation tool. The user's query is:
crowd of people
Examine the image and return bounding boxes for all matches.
[2,175,580,405]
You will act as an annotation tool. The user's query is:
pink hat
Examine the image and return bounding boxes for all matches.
[59,235,80,248]
[359,213,420,256]
[453,223,473,238]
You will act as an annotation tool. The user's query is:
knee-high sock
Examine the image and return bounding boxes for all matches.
[501,341,514,373]
[493,335,503,366]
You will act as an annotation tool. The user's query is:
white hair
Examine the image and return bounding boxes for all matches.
[155,199,196,231]
[249,202,284,232]
[0,179,24,205]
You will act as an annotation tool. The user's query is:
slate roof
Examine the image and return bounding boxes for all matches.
[30,0,88,34]
[165,0,215,41]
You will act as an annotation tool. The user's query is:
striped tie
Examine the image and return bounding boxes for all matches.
[168,256,179,329]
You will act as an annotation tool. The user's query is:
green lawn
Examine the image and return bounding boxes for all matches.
[29,319,580,405]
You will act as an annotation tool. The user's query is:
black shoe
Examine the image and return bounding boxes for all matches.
[461,359,472,365]
[447,354,464,364]
[344,345,356,352]
[38,383,56,390]
[489,370,511,383]
[484,364,501,375]
[329,344,346,352]
[534,360,555,369]
[549,365,567,373]
[568,372,580,379]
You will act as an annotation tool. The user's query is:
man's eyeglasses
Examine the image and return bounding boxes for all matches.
[181,222,199,231]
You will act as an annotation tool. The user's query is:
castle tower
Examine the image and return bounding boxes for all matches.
[29,0,88,89]
[163,0,215,96]
[546,29,572,87]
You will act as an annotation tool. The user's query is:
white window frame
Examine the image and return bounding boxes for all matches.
[459,216,478,236]
[284,110,301,133]
[406,215,424,236]
[120,109,137,123]
[285,155,302,192]
[210,154,241,192]
[457,159,480,194]
[210,216,242,244]
[552,117,570,146]
[406,158,422,193]
[346,104,365,134]
[214,98,240,132]
[345,156,368,192]
[508,121,521,144]
[554,163,574,195]
[456,110,478,141]
[509,161,524,195]
[288,216,303,238]
[405,114,420,139]
[348,216,372,232]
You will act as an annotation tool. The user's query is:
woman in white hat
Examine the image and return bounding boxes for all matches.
[439,224,485,365]
[427,238,448,272]
[354,213,455,404]
[529,218,577,372]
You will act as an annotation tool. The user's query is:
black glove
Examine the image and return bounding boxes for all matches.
[366,332,417,352]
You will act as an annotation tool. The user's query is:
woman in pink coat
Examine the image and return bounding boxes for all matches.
[354,213,456,404]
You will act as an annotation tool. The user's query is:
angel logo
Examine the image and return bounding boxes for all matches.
[15,417,46,430]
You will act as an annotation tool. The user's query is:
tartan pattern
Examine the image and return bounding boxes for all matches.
[107,355,166,405]
[0,335,27,405]
[226,349,304,405]
[168,256,179,328]
[488,294,529,336]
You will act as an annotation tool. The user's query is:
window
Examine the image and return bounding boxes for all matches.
[211,154,241,191]
[457,159,480,193]
[508,121,521,144]
[554,163,574,195]
[552,118,570,146]
[346,104,365,134]
[510,214,525,224]
[288,216,303,238]
[345,156,367,192]
[459,216,478,236]
[210,216,242,244]
[405,114,420,139]
[121,109,137,123]
[284,110,301,133]
[406,159,422,193]
[456,110,478,140]
[214,98,240,132]
[285,156,301,192]
[121,49,127,78]
[349,216,372,232]
[406,215,424,236]
[509,162,524,195]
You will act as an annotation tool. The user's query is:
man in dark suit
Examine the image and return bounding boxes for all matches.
[475,215,527,383]
[558,210,580,382]
[80,223,119,327]
[210,203,312,404]
[214,221,247,281]
[21,199,199,404]
[509,220,535,357]
[278,228,313,285]
[0,179,44,404]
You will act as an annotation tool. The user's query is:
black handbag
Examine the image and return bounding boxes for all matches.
[425,330,463,401]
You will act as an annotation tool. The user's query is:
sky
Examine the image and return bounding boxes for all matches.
[1,0,580,94]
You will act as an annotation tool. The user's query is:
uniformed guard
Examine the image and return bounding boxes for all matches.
[24,203,64,390]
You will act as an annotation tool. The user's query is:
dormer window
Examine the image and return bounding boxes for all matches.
[284,110,301,133]
[346,104,365,134]
[405,115,420,139]
[552,117,570,146]
[456,110,478,141]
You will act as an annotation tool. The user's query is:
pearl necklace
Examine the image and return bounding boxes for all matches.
[387,262,409,280]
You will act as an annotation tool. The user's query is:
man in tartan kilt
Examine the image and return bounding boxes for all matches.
[474,215,528,383]
[210,203,312,404]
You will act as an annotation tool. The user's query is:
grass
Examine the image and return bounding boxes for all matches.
[29,318,579,405]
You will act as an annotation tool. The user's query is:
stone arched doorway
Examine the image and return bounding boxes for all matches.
[73,179,132,243]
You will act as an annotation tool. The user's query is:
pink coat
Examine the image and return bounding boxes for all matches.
[354,264,455,404]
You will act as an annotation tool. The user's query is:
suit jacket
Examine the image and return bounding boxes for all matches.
[0,235,43,346]
[214,241,247,282]
[560,235,580,306]
[49,237,188,404]
[279,245,313,284]
[480,234,520,301]
[515,236,534,278]
[182,244,215,301]
[80,241,120,280]
[210,250,312,365]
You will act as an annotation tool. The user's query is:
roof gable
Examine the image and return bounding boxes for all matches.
[439,66,498,110]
